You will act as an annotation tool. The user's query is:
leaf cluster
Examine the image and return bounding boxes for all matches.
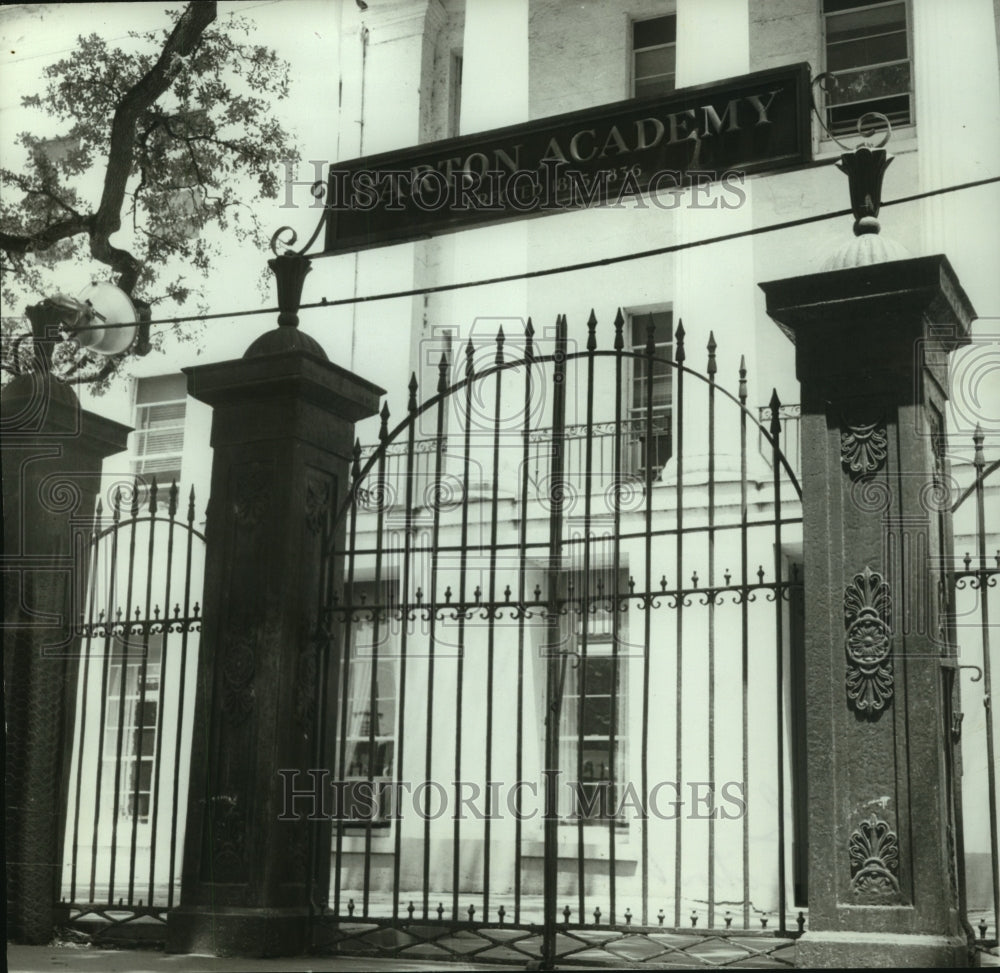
[1,4,300,388]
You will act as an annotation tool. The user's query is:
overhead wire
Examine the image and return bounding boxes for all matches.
[79,172,1000,335]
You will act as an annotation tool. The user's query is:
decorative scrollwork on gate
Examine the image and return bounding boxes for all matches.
[841,421,888,477]
[848,813,900,895]
[844,566,893,714]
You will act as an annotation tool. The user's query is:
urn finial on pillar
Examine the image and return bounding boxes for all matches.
[269,251,312,328]
[244,236,326,359]
[819,110,912,270]
[838,144,892,237]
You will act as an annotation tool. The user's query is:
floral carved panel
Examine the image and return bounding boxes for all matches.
[841,421,888,478]
[232,462,271,528]
[849,814,900,895]
[305,474,334,536]
[221,632,256,725]
[844,566,893,714]
[210,794,247,877]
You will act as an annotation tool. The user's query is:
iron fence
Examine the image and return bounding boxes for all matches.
[316,312,806,968]
[58,478,205,939]
[951,429,1000,955]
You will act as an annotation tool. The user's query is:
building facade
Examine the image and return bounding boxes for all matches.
[39,0,999,957]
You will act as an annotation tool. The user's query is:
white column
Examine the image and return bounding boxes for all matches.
[671,0,757,482]
[670,0,787,917]
[676,0,750,85]
[343,1,447,426]
[428,0,531,497]
[913,0,1000,276]
[912,0,1000,446]
[913,0,1000,888]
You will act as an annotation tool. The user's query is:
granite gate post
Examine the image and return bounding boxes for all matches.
[762,250,977,967]
[3,303,131,943]
[165,254,383,956]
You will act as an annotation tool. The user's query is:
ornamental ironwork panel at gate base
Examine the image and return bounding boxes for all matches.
[57,478,205,941]
[309,312,807,968]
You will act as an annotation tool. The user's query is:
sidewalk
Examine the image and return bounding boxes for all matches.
[9,941,999,971]
[6,945,517,973]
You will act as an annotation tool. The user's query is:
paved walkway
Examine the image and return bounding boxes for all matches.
[6,945,515,973]
[9,941,1000,971]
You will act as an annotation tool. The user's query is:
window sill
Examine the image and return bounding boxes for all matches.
[816,125,918,163]
[340,829,394,849]
[522,836,635,863]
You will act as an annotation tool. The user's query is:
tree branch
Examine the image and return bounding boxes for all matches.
[1,216,93,255]
[91,1,217,293]
[6,171,82,218]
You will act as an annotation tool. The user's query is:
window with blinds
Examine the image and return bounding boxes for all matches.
[823,0,912,136]
[132,375,186,491]
[632,14,677,98]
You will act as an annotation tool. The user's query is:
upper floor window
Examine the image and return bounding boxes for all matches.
[632,14,676,98]
[448,53,463,137]
[146,109,209,240]
[629,310,673,480]
[33,134,81,169]
[133,374,187,495]
[823,0,911,136]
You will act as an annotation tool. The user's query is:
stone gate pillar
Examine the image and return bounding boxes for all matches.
[3,303,131,943]
[761,251,976,967]
[166,255,383,957]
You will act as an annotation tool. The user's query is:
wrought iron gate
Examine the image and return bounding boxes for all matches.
[312,312,806,968]
[58,478,205,940]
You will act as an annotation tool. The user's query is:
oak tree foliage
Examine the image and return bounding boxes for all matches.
[1,2,298,389]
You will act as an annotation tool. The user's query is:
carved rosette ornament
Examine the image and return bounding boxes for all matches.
[841,421,888,477]
[232,464,271,528]
[304,475,333,536]
[211,794,247,874]
[849,814,900,895]
[221,633,256,724]
[844,567,893,713]
[295,624,324,736]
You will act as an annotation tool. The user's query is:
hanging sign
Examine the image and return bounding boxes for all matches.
[323,62,811,254]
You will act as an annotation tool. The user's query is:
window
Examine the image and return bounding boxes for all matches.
[133,375,187,493]
[448,53,463,137]
[823,0,911,136]
[632,14,676,98]
[152,187,202,241]
[102,637,162,822]
[629,310,673,480]
[559,566,628,823]
[33,135,81,168]
[148,109,209,240]
[27,136,81,256]
[340,583,398,825]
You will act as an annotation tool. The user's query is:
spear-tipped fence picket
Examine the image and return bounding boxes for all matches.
[58,478,206,937]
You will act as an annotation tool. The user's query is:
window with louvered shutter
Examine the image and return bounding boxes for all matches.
[132,377,186,491]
